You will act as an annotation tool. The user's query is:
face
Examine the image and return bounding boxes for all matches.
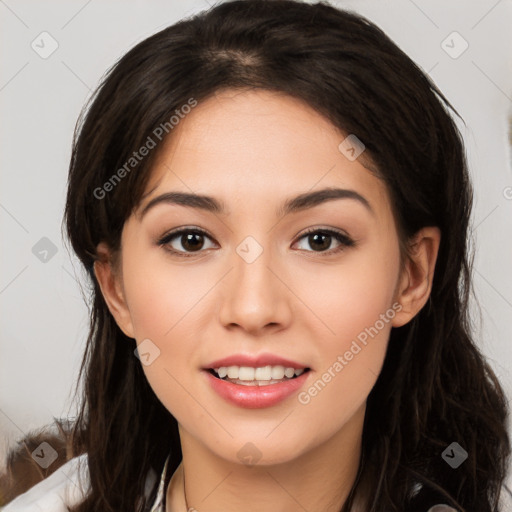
[96,88,439,466]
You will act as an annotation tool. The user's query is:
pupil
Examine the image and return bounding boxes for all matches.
[183,233,204,251]
[181,233,331,252]
[310,233,330,251]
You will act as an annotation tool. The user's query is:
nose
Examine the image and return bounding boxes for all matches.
[218,242,293,336]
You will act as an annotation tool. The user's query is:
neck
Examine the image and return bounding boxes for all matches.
[176,403,365,512]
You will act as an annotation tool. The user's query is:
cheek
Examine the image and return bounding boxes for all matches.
[299,238,400,346]
[297,270,394,429]
[118,248,196,384]
[122,247,207,342]
[294,237,399,406]
[121,255,205,415]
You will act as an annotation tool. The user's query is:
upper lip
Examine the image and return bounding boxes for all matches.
[204,353,309,370]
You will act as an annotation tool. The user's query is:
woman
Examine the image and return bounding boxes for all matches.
[1,1,510,511]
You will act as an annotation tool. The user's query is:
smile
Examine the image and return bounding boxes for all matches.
[204,366,312,408]
[210,365,309,385]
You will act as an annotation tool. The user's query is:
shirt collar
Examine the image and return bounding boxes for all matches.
[147,457,464,512]
[149,454,186,512]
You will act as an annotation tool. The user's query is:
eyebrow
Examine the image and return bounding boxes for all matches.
[138,187,374,219]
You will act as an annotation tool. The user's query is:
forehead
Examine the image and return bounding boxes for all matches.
[140,88,390,219]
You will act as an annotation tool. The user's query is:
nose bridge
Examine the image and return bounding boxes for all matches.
[219,233,290,332]
[232,233,278,299]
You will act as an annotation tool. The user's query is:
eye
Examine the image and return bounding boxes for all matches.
[157,226,356,258]
[294,228,355,254]
[157,227,216,257]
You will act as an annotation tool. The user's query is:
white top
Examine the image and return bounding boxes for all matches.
[3,453,508,511]
[0,453,173,512]
[1,454,90,512]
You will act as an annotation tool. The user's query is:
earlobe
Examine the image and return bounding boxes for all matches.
[93,243,135,338]
[391,227,441,328]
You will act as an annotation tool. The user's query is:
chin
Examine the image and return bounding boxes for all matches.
[208,433,313,468]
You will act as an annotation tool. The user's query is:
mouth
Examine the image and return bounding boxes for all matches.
[206,366,312,386]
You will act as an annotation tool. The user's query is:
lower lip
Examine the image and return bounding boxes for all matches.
[203,370,310,409]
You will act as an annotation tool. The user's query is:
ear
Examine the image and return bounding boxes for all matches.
[93,242,135,338]
[391,226,441,328]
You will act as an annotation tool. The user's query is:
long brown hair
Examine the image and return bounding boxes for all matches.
[1,1,510,510]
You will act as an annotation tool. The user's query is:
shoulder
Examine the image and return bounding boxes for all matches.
[499,483,512,510]
[1,454,89,512]
[1,453,163,512]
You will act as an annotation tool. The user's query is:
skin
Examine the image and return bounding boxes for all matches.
[94,88,441,512]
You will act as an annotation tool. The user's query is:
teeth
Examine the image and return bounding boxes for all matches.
[238,367,255,380]
[223,378,294,386]
[227,366,238,379]
[213,365,305,381]
[271,366,285,380]
[284,367,295,378]
[255,366,272,380]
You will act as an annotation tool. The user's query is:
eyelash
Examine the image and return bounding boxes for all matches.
[157,226,356,258]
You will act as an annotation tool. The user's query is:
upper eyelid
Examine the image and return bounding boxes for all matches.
[159,226,353,251]
[159,225,350,240]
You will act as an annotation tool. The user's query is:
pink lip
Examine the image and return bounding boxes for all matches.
[204,353,309,370]
[203,369,311,409]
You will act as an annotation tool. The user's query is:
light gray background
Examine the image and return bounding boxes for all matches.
[1,0,511,491]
